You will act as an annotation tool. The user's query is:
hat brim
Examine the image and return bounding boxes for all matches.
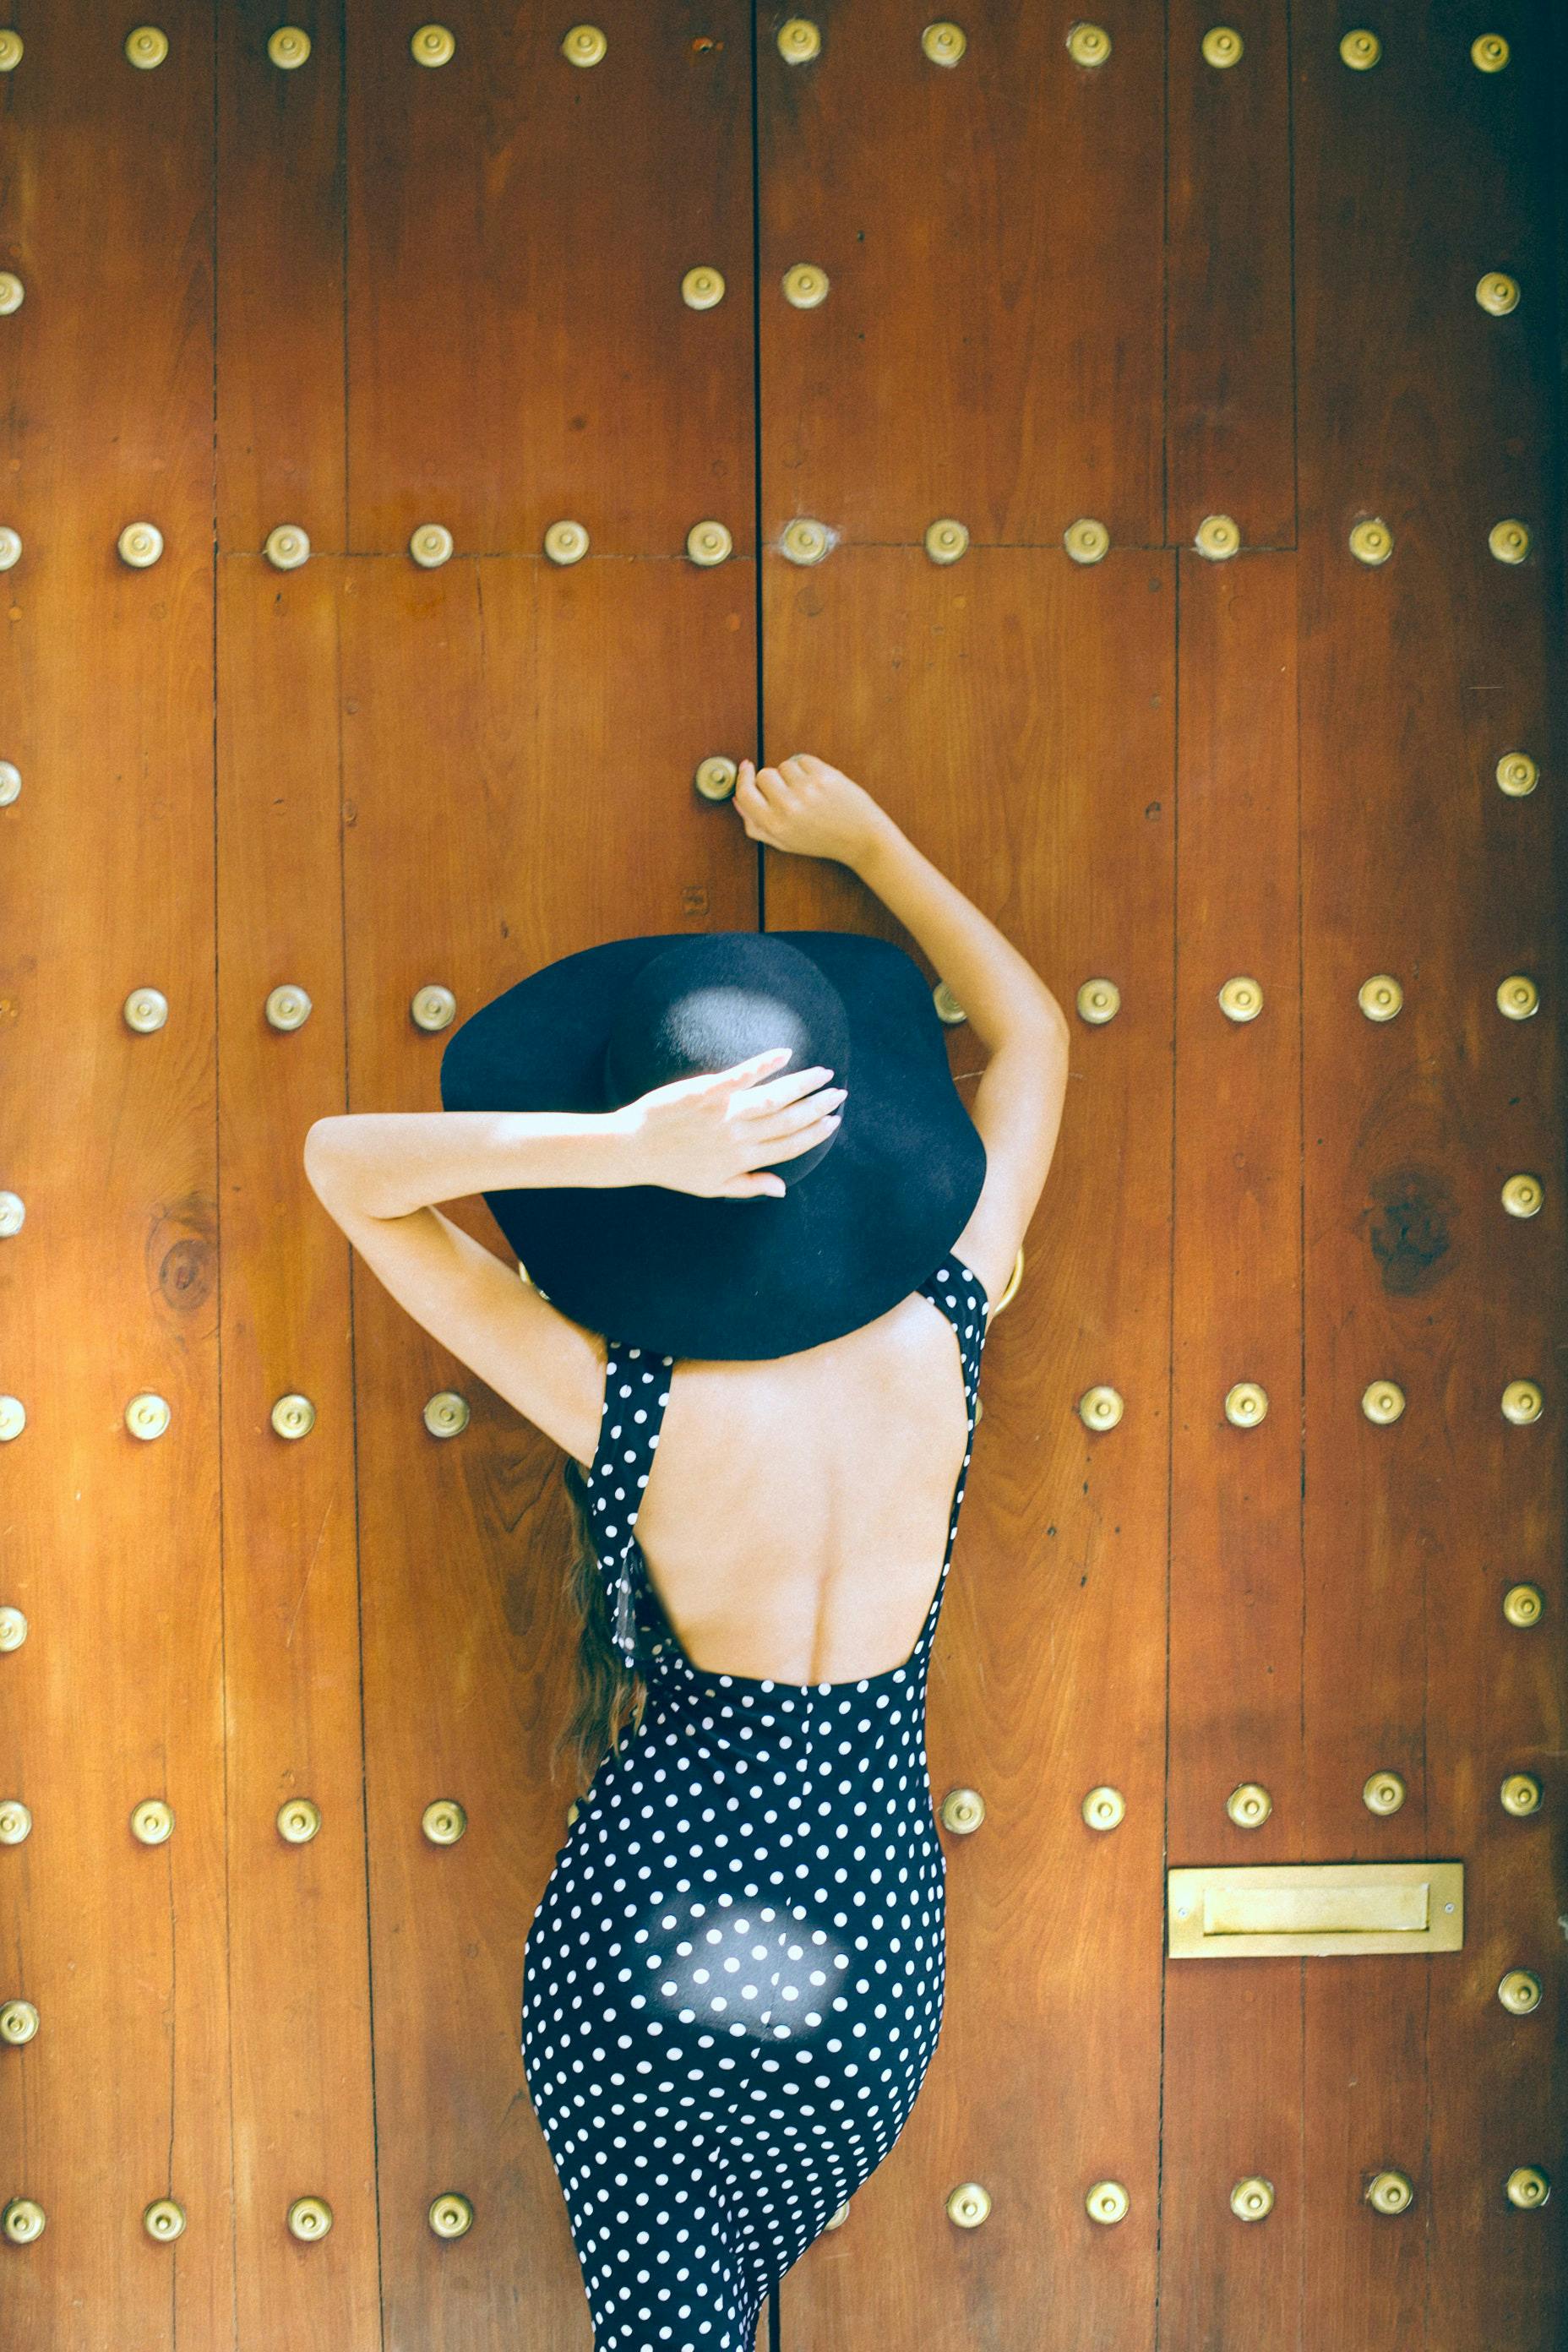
[438,930,986,1361]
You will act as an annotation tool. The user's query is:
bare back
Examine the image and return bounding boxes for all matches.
[613,1282,976,1686]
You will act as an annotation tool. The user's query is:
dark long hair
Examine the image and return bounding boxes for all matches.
[551,1454,648,1799]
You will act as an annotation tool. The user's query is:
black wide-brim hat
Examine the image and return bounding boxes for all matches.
[438,929,986,1362]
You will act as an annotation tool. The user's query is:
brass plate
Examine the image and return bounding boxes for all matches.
[1168,1860,1463,1957]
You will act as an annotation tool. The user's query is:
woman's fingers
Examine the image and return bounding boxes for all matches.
[744,1106,842,1165]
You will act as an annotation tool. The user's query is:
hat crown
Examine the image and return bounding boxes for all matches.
[602,936,851,1139]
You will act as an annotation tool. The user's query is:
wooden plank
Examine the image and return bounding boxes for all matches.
[1163,550,1304,2349]
[1167,0,1296,547]
[216,559,382,2347]
[0,4,226,2342]
[1296,4,1567,2343]
[218,1,349,549]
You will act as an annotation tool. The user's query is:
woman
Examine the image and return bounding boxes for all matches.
[304,754,1070,2349]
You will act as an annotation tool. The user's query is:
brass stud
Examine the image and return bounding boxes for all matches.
[0,272,24,315]
[1348,516,1392,564]
[0,30,22,68]
[694,755,738,802]
[1495,972,1539,1021]
[921,22,967,67]
[429,2191,476,2240]
[123,984,170,1032]
[1489,517,1530,564]
[0,1604,26,1651]
[422,1798,469,1843]
[1475,271,1520,316]
[1227,1782,1271,1828]
[933,979,967,1024]
[1504,1171,1542,1222]
[1502,1582,1544,1627]
[411,23,456,68]
[1494,750,1538,797]
[131,1798,175,1845]
[268,26,311,68]
[1231,2175,1275,2219]
[1363,1769,1407,1816]
[1500,1772,1542,1817]
[776,18,822,65]
[410,523,455,567]
[3,2201,46,2244]
[562,24,608,68]
[945,2180,992,2226]
[0,1396,24,1444]
[0,2000,39,2046]
[825,2197,849,2230]
[544,520,590,566]
[118,521,165,568]
[939,1786,985,1834]
[1201,26,1244,68]
[1338,29,1381,69]
[411,983,458,1032]
[1064,516,1110,564]
[270,1393,317,1440]
[0,527,22,570]
[1086,2180,1130,2224]
[424,1390,471,1437]
[1470,34,1511,72]
[1076,976,1121,1024]
[1218,974,1262,1022]
[277,1797,323,1845]
[0,1797,33,1843]
[1364,2170,1414,2214]
[682,266,726,311]
[1358,972,1403,1021]
[286,2196,334,2242]
[264,524,310,569]
[1504,2167,1550,2211]
[1360,1380,1406,1425]
[924,517,970,564]
[1224,1382,1268,1429]
[124,1392,172,1442]
[1500,1379,1543,1427]
[782,262,829,308]
[0,760,19,806]
[780,517,831,565]
[1194,512,1241,559]
[265,983,313,1031]
[1082,1784,1126,1831]
[687,519,733,567]
[996,1244,1023,1313]
[1078,1384,1124,1432]
[1498,1968,1543,2013]
[1066,23,1113,68]
[125,26,171,69]
[0,1190,24,1237]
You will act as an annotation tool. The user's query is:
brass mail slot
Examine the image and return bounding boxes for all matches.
[1167,1861,1464,1958]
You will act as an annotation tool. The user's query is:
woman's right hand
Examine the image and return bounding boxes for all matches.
[733,754,891,871]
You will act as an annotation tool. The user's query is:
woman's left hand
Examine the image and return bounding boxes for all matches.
[612,1047,846,1200]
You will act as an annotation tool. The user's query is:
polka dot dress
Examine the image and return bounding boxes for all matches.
[522,1253,990,2350]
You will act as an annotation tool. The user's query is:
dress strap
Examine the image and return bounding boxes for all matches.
[910,1249,991,1648]
[917,1248,990,1414]
[585,1340,675,1670]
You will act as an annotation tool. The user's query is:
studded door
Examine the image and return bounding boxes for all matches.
[0,6,1562,2351]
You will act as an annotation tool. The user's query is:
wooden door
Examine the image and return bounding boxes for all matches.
[1,6,1562,2349]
